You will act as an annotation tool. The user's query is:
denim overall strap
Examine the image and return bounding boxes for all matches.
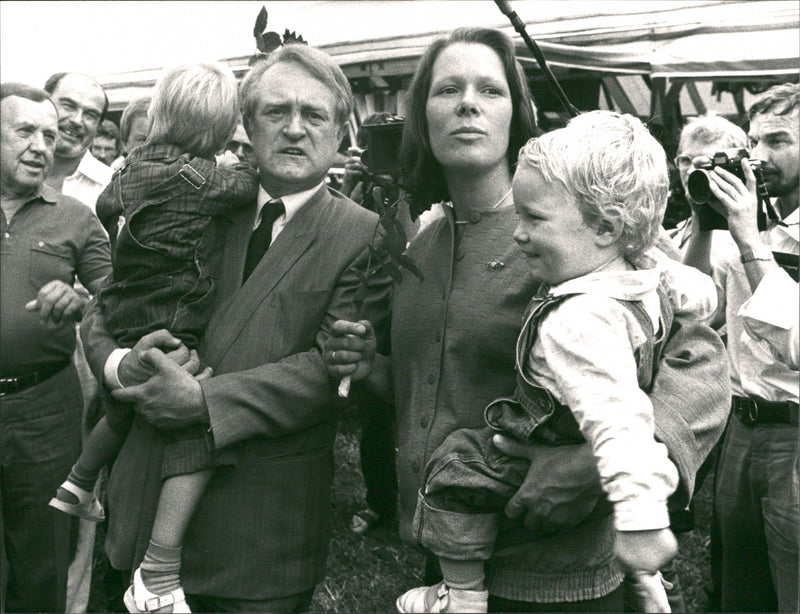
[487,289,672,444]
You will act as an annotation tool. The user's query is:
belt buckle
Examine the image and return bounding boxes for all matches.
[746,401,760,425]
[735,398,758,426]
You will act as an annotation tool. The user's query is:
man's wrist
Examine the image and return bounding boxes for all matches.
[739,243,774,264]
[104,347,132,389]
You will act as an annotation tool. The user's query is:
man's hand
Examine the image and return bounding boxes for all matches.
[112,348,212,430]
[25,280,87,326]
[340,147,366,198]
[707,159,761,248]
[492,434,605,531]
[324,320,377,383]
[615,528,678,574]
[117,329,200,387]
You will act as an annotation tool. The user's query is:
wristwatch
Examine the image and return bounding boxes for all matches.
[740,244,774,264]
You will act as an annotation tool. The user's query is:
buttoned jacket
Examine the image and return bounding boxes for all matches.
[83,184,392,599]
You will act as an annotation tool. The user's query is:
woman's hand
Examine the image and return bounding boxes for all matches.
[324,319,377,383]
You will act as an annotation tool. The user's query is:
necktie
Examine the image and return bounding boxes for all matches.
[243,199,285,281]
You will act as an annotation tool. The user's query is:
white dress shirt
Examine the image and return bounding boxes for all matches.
[254,182,324,242]
[62,150,114,214]
[712,206,799,402]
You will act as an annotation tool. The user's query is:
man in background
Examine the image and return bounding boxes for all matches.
[44,72,113,213]
[43,70,114,613]
[111,96,150,170]
[683,82,798,613]
[0,82,111,613]
[91,119,120,167]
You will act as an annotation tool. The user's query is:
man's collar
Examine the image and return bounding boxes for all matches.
[2,183,59,207]
[37,183,60,204]
[255,182,324,226]
[72,150,114,185]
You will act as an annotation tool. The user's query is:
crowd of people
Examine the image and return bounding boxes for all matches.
[0,23,797,614]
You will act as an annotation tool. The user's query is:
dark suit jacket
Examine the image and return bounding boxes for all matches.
[83,184,392,599]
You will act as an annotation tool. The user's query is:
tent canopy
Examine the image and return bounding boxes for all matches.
[99,0,799,132]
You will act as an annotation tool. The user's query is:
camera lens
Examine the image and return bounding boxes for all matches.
[687,169,712,203]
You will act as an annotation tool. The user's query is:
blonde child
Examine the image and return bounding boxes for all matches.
[49,63,258,613]
[397,111,716,613]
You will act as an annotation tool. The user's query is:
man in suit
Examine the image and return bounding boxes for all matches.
[81,44,392,612]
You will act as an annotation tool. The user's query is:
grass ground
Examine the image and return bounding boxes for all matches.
[89,406,713,612]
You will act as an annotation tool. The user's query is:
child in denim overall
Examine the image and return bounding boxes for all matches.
[49,62,257,612]
[397,112,717,613]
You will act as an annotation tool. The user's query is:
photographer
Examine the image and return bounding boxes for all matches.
[682,82,798,613]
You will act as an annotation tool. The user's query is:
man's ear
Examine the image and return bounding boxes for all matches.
[594,217,624,247]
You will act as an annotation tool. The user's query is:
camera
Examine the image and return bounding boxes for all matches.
[361,115,405,176]
[686,148,769,231]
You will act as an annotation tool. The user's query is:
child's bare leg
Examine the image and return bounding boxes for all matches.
[139,469,213,596]
[56,416,123,501]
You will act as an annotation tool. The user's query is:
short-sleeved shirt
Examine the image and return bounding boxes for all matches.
[1,184,111,368]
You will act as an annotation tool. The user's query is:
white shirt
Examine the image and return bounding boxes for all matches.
[526,257,715,531]
[254,182,323,242]
[62,150,114,214]
[712,206,799,402]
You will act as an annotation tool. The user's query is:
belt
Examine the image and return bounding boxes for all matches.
[0,361,71,396]
[732,396,799,426]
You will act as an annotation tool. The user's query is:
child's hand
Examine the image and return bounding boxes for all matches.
[614,528,677,573]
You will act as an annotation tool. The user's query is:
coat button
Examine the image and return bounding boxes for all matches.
[427,372,436,384]
[412,460,420,473]
[455,248,465,261]
[469,211,481,224]
[420,416,428,428]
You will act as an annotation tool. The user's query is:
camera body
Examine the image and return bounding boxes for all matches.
[361,115,404,176]
[686,148,767,231]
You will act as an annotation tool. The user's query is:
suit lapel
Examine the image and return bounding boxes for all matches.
[203,186,330,367]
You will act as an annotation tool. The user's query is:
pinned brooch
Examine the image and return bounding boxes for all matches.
[486,260,505,271]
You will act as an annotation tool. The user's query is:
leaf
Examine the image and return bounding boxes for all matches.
[396,253,424,282]
[353,268,369,285]
[253,6,268,37]
[258,31,282,53]
[382,227,406,261]
[390,214,408,247]
[380,259,404,284]
[353,284,369,307]
[283,29,307,45]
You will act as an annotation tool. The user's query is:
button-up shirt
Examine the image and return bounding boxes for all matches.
[712,205,799,402]
[62,150,113,214]
[254,182,323,242]
[1,185,111,368]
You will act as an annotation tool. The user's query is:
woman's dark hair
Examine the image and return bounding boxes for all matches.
[400,27,539,215]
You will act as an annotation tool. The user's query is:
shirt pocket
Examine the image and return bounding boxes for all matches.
[29,240,74,290]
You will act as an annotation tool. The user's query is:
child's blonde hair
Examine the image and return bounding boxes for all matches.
[518,110,669,257]
[147,62,239,158]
